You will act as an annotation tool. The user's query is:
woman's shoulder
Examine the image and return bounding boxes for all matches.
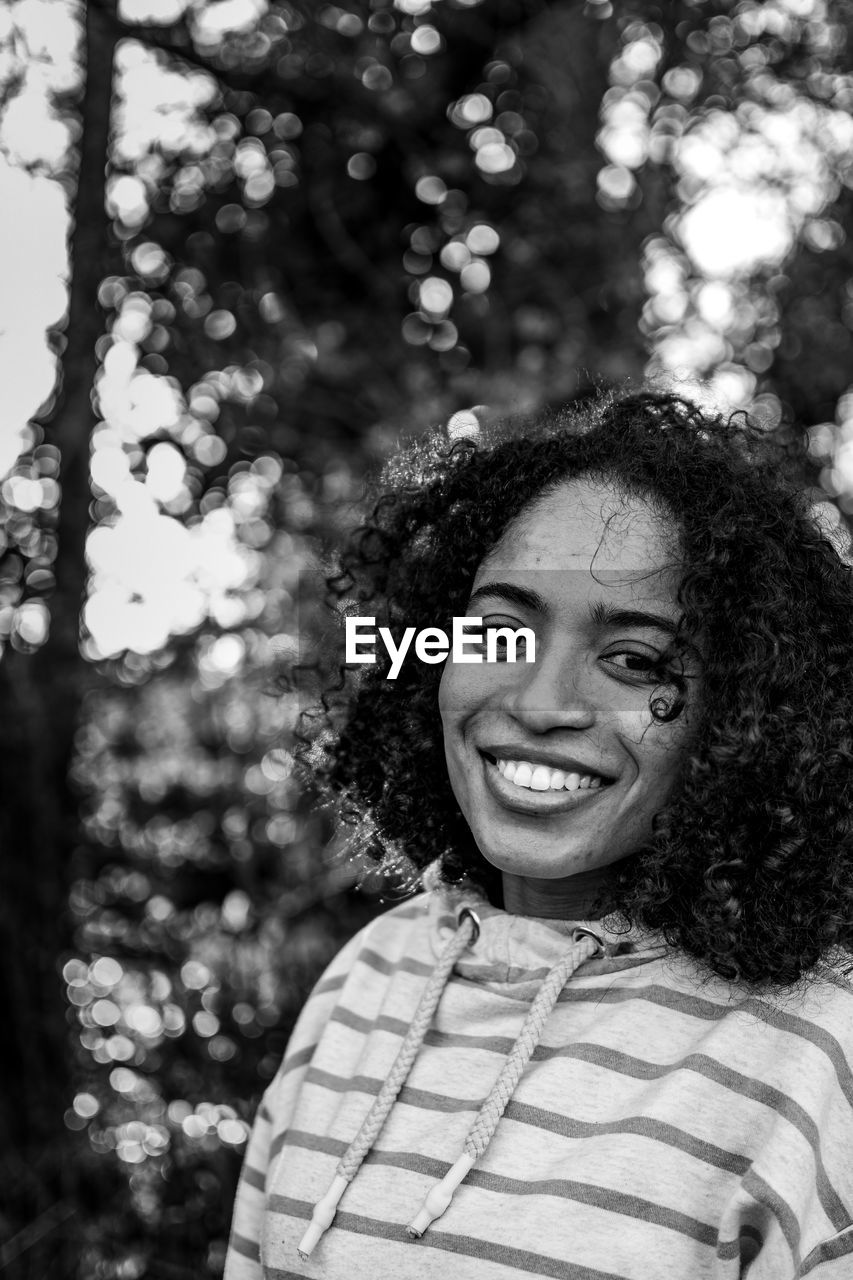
[317,889,440,981]
[739,950,853,1064]
[807,949,853,1026]
[357,888,437,941]
[270,892,440,1075]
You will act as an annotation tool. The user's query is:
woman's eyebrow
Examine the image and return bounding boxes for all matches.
[467,582,546,613]
[588,601,681,636]
[467,582,680,636]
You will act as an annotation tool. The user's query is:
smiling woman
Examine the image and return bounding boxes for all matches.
[225,390,853,1280]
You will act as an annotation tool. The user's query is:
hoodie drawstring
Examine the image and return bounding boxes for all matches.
[297,907,481,1259]
[298,913,602,1259]
[406,928,601,1238]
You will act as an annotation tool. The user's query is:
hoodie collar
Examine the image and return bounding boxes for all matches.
[423,865,670,992]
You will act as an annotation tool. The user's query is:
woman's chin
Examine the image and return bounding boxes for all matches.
[476,844,590,882]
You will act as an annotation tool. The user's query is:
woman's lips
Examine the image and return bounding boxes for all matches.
[479,751,612,817]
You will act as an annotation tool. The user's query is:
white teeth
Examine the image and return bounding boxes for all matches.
[495,758,605,792]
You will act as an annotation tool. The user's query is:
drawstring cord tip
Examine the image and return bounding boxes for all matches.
[297,1173,349,1259]
[406,1151,475,1239]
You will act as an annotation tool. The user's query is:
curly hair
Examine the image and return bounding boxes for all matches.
[288,389,853,989]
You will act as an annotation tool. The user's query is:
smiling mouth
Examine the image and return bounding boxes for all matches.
[479,752,613,815]
[481,752,613,792]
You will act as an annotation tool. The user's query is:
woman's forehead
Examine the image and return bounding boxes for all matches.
[480,477,681,575]
[467,567,684,625]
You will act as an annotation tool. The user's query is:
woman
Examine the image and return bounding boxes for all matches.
[225,390,853,1278]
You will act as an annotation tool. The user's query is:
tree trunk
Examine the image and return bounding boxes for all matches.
[0,3,118,1274]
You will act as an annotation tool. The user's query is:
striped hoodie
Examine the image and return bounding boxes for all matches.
[224,879,853,1279]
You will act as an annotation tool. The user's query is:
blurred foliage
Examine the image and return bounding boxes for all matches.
[3,0,853,1276]
[64,655,387,1276]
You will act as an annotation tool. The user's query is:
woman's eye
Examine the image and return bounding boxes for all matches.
[602,650,674,683]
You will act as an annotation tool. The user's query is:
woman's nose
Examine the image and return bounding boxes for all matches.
[498,647,596,732]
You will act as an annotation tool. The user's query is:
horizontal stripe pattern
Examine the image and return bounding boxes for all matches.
[225,890,853,1280]
[292,1010,849,1229]
[349,941,853,1097]
[267,1195,644,1280]
[278,1054,847,1233]
[271,1135,720,1244]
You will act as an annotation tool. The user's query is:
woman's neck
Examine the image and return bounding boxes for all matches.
[501,866,617,920]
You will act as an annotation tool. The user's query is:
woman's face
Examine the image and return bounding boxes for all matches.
[438,476,700,900]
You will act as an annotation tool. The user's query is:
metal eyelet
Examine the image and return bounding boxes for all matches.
[571,925,604,951]
[457,907,481,944]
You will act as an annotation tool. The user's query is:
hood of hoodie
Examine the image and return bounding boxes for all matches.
[423,863,671,999]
